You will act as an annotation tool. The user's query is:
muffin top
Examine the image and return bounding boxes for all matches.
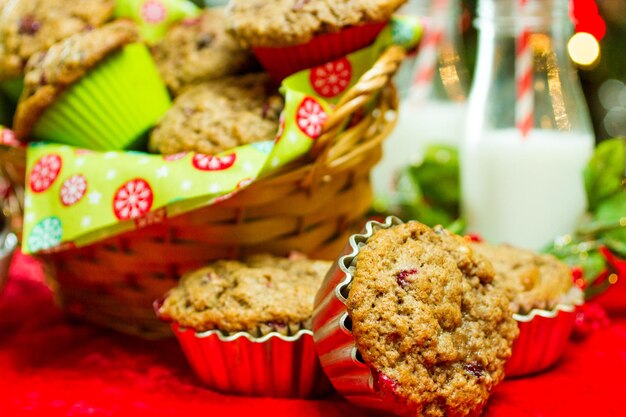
[347,222,518,417]
[0,0,115,80]
[152,8,257,96]
[471,242,580,314]
[13,20,138,139]
[158,254,331,335]
[227,0,406,47]
[149,73,283,155]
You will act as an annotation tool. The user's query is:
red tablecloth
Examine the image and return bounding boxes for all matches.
[1,252,624,417]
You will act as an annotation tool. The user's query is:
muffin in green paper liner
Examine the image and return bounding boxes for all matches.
[0,0,115,83]
[13,20,171,151]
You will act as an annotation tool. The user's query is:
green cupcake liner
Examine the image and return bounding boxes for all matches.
[32,43,171,150]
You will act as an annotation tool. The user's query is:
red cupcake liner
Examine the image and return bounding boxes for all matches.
[505,304,579,378]
[253,22,387,83]
[312,216,408,414]
[170,323,333,398]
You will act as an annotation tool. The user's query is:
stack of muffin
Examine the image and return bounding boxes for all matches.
[0,0,406,156]
[0,0,276,153]
[157,217,582,416]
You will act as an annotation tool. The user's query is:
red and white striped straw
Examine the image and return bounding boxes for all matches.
[516,0,534,139]
[409,0,450,104]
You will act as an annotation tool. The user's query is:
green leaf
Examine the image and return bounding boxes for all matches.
[546,241,607,298]
[594,190,626,256]
[411,145,460,211]
[446,218,466,235]
[595,189,626,223]
[583,250,609,284]
[394,145,460,227]
[583,138,626,211]
[395,165,423,212]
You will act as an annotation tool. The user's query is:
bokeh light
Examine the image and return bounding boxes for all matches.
[598,80,625,110]
[567,32,601,67]
[604,108,626,137]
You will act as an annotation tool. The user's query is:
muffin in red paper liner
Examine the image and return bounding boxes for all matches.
[471,242,584,377]
[251,23,386,83]
[505,305,577,377]
[227,0,406,82]
[155,254,333,398]
[313,217,518,417]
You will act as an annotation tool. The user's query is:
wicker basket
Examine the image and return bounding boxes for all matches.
[0,145,26,235]
[0,46,406,338]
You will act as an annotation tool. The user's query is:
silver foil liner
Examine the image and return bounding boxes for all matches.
[169,322,333,398]
[312,216,403,413]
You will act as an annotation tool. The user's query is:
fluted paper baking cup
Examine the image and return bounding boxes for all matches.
[32,43,171,151]
[313,216,407,414]
[253,22,387,83]
[505,303,578,378]
[170,323,333,398]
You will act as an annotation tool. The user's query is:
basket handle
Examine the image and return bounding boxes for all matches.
[309,45,406,159]
[302,45,406,189]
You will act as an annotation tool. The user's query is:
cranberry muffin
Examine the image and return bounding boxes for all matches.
[315,219,519,416]
[158,254,331,335]
[0,0,114,80]
[156,254,333,398]
[471,242,583,313]
[152,7,257,96]
[149,73,283,155]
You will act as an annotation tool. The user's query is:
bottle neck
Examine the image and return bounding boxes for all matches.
[476,0,572,35]
[403,0,463,36]
[467,0,593,136]
[397,0,470,102]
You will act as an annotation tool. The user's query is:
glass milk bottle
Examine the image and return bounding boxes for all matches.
[373,0,470,208]
[461,0,595,250]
